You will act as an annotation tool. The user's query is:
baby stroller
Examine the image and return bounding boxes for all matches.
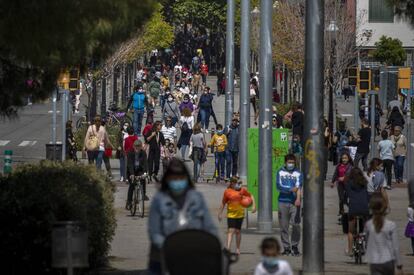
[162,229,238,275]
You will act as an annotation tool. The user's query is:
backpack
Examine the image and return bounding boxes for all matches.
[338,130,349,148]
[132,92,145,110]
[181,122,189,132]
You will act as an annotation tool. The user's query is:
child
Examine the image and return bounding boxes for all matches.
[365,193,403,274]
[254,237,293,275]
[331,152,353,222]
[406,204,414,256]
[210,124,228,181]
[218,177,255,255]
[161,139,175,172]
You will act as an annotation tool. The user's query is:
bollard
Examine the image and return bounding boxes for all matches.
[4,150,12,175]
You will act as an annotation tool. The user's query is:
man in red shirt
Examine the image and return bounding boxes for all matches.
[124,126,138,154]
[200,60,209,85]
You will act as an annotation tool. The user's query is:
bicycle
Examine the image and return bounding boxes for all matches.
[352,216,366,264]
[105,103,132,128]
[129,174,149,217]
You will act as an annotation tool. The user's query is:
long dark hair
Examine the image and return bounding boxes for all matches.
[346,167,367,187]
[339,152,353,166]
[369,193,387,233]
[160,158,195,192]
[368,158,382,176]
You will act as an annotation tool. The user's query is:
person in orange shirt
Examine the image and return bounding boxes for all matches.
[218,177,256,255]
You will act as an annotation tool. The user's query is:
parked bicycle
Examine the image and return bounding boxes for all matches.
[129,174,149,217]
[105,102,132,128]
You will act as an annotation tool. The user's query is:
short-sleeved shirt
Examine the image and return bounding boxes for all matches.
[222,188,251,219]
[378,140,394,160]
[357,127,371,154]
[161,125,177,143]
[191,133,205,148]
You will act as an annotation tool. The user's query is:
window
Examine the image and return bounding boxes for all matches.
[369,0,394,23]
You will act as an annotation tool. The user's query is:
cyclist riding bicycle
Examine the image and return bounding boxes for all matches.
[127,140,149,209]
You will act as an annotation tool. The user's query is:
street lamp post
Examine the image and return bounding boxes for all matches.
[225,0,235,128]
[257,0,273,233]
[327,20,338,134]
[302,0,325,274]
[239,0,251,182]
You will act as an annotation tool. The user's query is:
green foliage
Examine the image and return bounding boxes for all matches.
[0,0,157,117]
[373,36,407,66]
[0,161,116,273]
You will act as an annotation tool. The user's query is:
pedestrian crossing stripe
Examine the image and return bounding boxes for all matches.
[0,140,10,146]
[18,141,37,147]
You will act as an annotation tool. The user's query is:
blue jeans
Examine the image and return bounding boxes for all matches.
[119,154,126,179]
[133,109,145,135]
[394,155,405,181]
[200,108,211,130]
[215,151,226,179]
[96,151,104,170]
[226,150,239,178]
[180,145,188,159]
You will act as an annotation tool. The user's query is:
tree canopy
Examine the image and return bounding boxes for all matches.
[389,0,414,26]
[0,0,156,117]
[373,36,407,66]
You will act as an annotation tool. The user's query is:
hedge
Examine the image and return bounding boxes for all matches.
[0,161,116,274]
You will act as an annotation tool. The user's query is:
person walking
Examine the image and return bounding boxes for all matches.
[365,158,388,203]
[190,123,206,183]
[179,94,194,113]
[344,167,369,256]
[162,94,180,126]
[160,116,177,147]
[178,108,194,160]
[387,106,405,132]
[405,203,414,256]
[148,158,217,275]
[225,117,239,179]
[65,120,77,162]
[365,193,403,275]
[218,177,256,255]
[210,124,228,181]
[276,154,302,256]
[390,126,407,184]
[84,116,111,169]
[200,60,208,85]
[144,121,165,182]
[354,119,371,171]
[333,121,352,164]
[127,84,147,136]
[198,86,213,132]
[378,130,395,189]
[117,122,130,182]
[291,103,304,142]
[148,74,161,107]
[331,152,353,223]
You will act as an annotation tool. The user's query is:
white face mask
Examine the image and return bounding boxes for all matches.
[168,97,173,102]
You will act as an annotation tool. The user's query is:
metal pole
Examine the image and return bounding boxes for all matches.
[62,90,67,161]
[354,86,359,131]
[302,0,325,274]
[370,91,376,160]
[257,0,273,233]
[407,73,412,182]
[52,88,57,161]
[225,0,235,128]
[239,0,250,182]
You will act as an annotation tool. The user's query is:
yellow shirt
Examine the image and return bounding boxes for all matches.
[222,188,251,219]
[210,134,227,152]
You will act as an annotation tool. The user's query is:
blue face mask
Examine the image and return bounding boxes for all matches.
[168,179,188,195]
[262,256,279,269]
[217,130,223,135]
[286,163,295,171]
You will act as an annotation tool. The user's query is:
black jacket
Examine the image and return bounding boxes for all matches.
[292,111,304,137]
[387,110,405,128]
[144,131,165,152]
[344,179,369,216]
[127,150,148,177]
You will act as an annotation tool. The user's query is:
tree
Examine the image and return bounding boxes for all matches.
[104,4,174,70]
[373,36,407,66]
[0,0,157,117]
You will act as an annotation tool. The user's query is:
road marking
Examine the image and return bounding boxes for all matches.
[341,114,353,117]
[0,140,10,146]
[18,141,37,147]
[48,110,61,113]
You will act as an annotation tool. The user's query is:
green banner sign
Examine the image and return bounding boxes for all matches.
[247,128,290,211]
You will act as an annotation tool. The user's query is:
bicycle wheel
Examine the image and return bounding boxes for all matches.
[137,183,145,218]
[130,186,137,216]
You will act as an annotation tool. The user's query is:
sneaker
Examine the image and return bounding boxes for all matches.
[205,129,209,133]
[120,176,124,182]
[152,174,159,182]
[281,248,291,256]
[385,185,392,190]
[291,246,300,256]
